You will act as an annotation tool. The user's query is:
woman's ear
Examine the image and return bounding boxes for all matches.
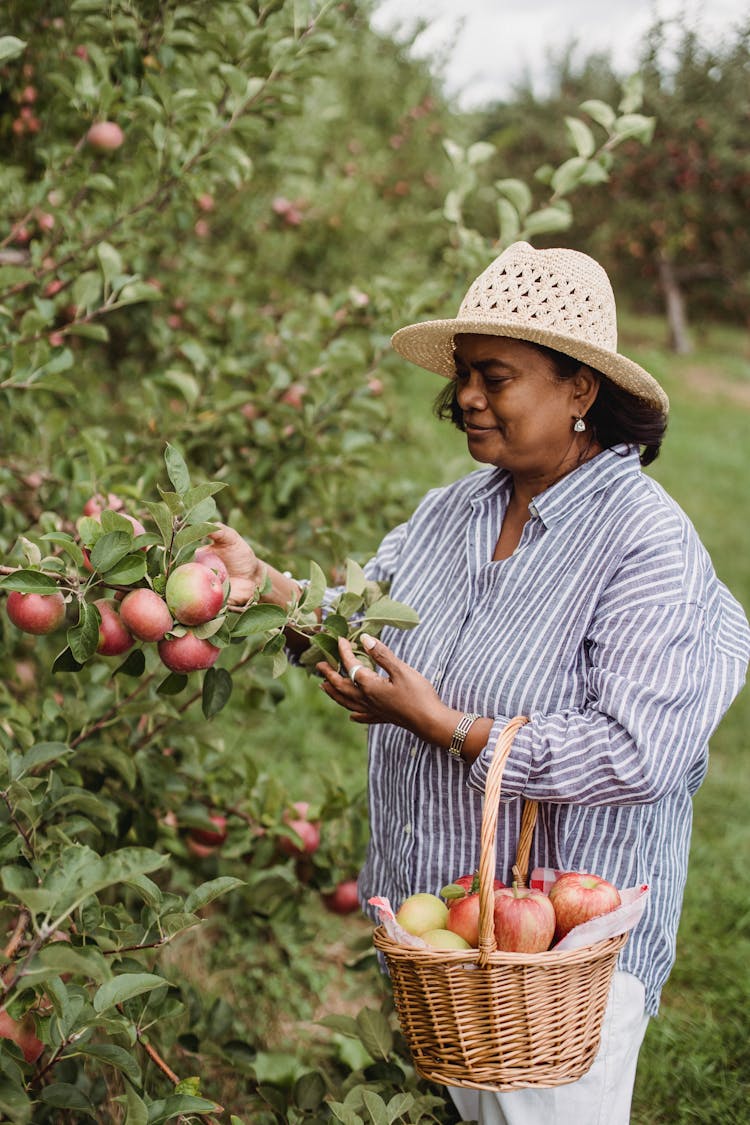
[573,365,601,413]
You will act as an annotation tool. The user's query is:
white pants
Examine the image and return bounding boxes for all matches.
[448,971,649,1125]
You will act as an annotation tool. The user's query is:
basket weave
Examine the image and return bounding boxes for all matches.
[373,716,628,1091]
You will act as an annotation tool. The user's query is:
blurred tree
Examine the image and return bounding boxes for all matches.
[468,18,750,349]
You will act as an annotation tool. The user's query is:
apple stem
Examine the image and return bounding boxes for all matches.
[511,881,526,899]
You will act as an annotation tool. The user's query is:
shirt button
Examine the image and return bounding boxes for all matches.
[410,745,418,758]
[529,502,539,518]
[403,823,412,835]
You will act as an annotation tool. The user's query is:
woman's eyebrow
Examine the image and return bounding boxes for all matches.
[453,354,514,374]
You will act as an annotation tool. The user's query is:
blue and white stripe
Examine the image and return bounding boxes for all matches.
[351,445,748,1015]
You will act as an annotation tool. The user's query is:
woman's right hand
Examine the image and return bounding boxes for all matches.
[208,523,263,606]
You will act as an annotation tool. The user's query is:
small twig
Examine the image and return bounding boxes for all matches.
[0,791,35,860]
[69,674,156,750]
[3,910,30,960]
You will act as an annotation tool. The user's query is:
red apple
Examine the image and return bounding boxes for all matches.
[548,872,621,942]
[0,1010,44,1064]
[279,383,306,409]
[189,814,228,847]
[94,599,133,656]
[83,492,123,517]
[193,547,229,583]
[185,837,218,859]
[165,562,224,626]
[157,632,220,673]
[278,801,321,857]
[492,883,556,953]
[119,588,173,642]
[6,590,66,635]
[86,121,124,151]
[322,879,360,915]
[395,893,448,936]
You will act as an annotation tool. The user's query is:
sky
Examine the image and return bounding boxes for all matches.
[371,0,750,108]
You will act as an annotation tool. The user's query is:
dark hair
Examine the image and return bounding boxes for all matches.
[434,341,667,466]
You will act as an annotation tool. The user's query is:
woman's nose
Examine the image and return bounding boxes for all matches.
[455,370,487,409]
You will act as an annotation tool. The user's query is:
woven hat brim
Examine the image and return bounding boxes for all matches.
[391,318,669,413]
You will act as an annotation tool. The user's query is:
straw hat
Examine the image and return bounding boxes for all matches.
[391,241,669,412]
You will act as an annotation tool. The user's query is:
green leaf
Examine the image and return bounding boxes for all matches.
[184,876,245,914]
[619,74,644,114]
[77,1043,141,1086]
[143,501,175,545]
[103,553,147,585]
[39,1084,96,1116]
[72,270,102,312]
[90,530,133,572]
[117,281,162,305]
[16,742,73,778]
[93,972,167,1014]
[53,646,84,673]
[35,941,110,983]
[164,444,191,495]
[40,532,86,568]
[362,1090,388,1125]
[96,242,124,290]
[612,113,656,145]
[146,1095,220,1122]
[293,1071,326,1111]
[565,116,595,158]
[201,666,232,718]
[0,570,60,595]
[157,672,188,695]
[123,1083,149,1125]
[580,98,616,131]
[521,203,573,237]
[0,36,26,64]
[386,1092,415,1123]
[67,601,100,664]
[319,1013,359,1038]
[467,140,495,165]
[362,597,419,630]
[345,558,367,596]
[67,321,110,342]
[299,559,326,611]
[494,177,532,217]
[497,197,520,247]
[114,649,146,677]
[355,1008,393,1060]
[231,603,287,637]
[550,156,588,197]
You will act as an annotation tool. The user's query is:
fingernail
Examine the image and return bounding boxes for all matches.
[361,633,376,651]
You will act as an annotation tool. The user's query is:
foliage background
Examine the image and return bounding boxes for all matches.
[0,1,747,1121]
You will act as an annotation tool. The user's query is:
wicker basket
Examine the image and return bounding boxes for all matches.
[373,716,628,1091]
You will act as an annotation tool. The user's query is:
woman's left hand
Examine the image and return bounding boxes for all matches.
[318,634,455,744]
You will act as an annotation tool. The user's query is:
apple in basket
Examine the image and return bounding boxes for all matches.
[548,872,621,942]
[492,883,556,953]
[440,872,505,948]
[421,928,472,951]
[395,893,448,936]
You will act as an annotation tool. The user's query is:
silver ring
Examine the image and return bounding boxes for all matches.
[349,663,365,687]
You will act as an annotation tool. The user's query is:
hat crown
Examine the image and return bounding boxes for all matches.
[458,241,618,352]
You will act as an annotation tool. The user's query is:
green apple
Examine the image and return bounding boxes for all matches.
[395,892,448,935]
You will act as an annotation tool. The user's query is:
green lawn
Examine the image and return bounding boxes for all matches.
[245,312,749,1122]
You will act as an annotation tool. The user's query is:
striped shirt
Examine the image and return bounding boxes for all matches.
[353,445,749,1015]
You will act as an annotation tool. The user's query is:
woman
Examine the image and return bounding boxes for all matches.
[211,242,749,1124]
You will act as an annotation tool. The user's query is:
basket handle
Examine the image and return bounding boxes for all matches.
[477,716,536,964]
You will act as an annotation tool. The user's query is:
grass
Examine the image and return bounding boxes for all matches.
[239,312,750,1122]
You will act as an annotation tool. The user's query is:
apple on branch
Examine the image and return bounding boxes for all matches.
[6,590,66,635]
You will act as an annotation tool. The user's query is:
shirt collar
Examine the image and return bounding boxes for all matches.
[470,445,641,528]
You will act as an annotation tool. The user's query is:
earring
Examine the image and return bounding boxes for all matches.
[573,416,586,433]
